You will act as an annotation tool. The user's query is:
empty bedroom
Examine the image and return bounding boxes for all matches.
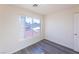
[0,4,79,54]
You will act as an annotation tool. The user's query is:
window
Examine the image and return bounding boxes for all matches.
[20,16,40,39]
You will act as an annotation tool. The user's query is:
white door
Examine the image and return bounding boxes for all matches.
[74,14,79,52]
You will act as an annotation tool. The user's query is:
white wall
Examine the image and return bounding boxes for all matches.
[44,8,79,49]
[0,5,43,53]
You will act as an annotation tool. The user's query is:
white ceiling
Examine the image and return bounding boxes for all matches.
[15,4,78,15]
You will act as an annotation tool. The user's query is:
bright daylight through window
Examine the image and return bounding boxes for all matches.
[20,16,40,39]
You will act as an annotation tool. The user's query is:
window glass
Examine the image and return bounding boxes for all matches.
[32,18,40,36]
[24,17,33,38]
[20,16,41,39]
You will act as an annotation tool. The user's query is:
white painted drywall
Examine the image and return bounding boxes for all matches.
[0,5,43,53]
[44,8,79,49]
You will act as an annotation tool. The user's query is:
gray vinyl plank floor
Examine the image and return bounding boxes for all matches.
[14,39,78,54]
